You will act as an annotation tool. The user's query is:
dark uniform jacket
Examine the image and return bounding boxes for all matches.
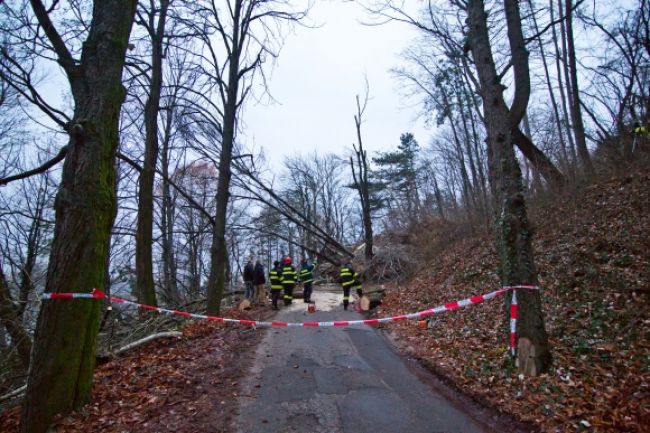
[299,262,314,284]
[338,265,355,287]
[269,267,283,291]
[281,265,297,288]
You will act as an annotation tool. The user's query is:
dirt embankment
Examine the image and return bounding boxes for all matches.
[378,170,650,433]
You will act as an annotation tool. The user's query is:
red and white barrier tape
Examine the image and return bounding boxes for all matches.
[42,285,538,355]
[510,289,518,356]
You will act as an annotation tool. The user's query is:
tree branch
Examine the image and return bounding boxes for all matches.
[0,146,68,186]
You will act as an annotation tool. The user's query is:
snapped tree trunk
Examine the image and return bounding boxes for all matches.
[466,0,551,376]
[135,0,170,308]
[22,1,138,432]
[351,94,374,265]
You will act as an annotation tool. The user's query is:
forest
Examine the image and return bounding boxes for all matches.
[0,0,648,432]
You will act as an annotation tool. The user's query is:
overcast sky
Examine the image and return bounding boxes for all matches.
[242,1,431,169]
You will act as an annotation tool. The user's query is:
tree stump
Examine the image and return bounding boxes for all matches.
[359,289,385,312]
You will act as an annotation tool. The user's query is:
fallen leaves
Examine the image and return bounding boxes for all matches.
[379,171,650,433]
[0,308,265,433]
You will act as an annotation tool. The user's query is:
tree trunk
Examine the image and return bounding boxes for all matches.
[0,266,32,369]
[351,95,374,264]
[443,89,475,217]
[17,212,41,320]
[528,0,570,175]
[135,0,170,308]
[556,0,579,171]
[22,1,137,432]
[564,0,593,175]
[431,173,446,220]
[456,81,483,213]
[206,2,242,315]
[466,0,551,376]
[512,127,565,188]
[160,106,180,303]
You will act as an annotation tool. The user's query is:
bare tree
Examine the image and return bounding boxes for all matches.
[0,2,141,431]
[464,0,551,375]
[134,0,172,308]
[350,89,375,264]
[178,0,309,314]
[564,0,593,174]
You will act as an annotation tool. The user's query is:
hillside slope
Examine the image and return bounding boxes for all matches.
[379,170,650,432]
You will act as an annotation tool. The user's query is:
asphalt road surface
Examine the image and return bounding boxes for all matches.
[234,286,495,433]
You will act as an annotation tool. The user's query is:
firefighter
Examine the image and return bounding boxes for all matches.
[352,269,363,299]
[633,122,649,153]
[338,262,357,311]
[299,256,315,303]
[281,256,297,306]
[268,261,283,310]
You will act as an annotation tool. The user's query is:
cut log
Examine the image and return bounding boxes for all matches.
[359,291,384,312]
[238,299,251,311]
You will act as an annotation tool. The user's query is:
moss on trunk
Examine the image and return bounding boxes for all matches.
[21,2,138,432]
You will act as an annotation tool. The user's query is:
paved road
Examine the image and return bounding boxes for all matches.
[235,287,491,433]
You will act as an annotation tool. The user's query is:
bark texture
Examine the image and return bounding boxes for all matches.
[466,0,551,375]
[22,1,138,432]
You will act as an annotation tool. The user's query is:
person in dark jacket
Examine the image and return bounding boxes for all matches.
[268,261,283,310]
[281,256,297,305]
[253,259,266,305]
[243,259,254,300]
[299,256,315,303]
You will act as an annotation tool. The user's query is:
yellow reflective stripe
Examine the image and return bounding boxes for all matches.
[342,281,354,287]
[343,296,350,300]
